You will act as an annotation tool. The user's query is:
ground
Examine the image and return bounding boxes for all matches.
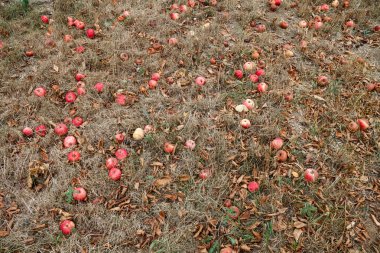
[0,0,379,252]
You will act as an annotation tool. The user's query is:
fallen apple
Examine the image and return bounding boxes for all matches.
[257,82,268,93]
[35,125,47,137]
[115,132,126,143]
[106,157,118,169]
[240,119,251,129]
[234,70,243,79]
[242,99,254,110]
[67,150,81,162]
[115,148,128,160]
[357,119,369,131]
[164,142,175,153]
[34,87,46,97]
[304,168,318,182]
[41,15,49,24]
[60,220,75,235]
[65,91,77,103]
[247,181,259,192]
[22,127,33,137]
[184,139,196,150]
[271,137,284,150]
[86,29,95,39]
[73,187,87,201]
[195,76,206,86]
[63,135,77,148]
[54,123,68,136]
[133,128,145,140]
[109,167,122,181]
[276,150,288,162]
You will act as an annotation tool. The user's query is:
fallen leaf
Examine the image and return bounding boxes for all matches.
[153,176,172,188]
[0,230,9,237]
[293,221,307,229]
[293,228,303,241]
[371,214,380,227]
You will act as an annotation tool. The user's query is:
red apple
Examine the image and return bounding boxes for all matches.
[148,79,158,89]
[25,51,34,57]
[317,75,329,86]
[255,69,265,77]
[64,35,73,42]
[274,0,282,6]
[199,169,210,180]
[63,135,77,148]
[188,0,196,7]
[171,4,179,10]
[247,181,259,192]
[35,125,47,137]
[60,220,75,235]
[320,4,329,11]
[41,15,49,24]
[106,157,118,169]
[109,167,122,181]
[115,148,128,160]
[170,13,179,20]
[345,20,354,28]
[179,5,187,12]
[357,119,369,131]
[151,73,160,81]
[184,139,196,150]
[73,187,87,201]
[65,91,77,103]
[224,199,232,208]
[22,127,33,137]
[195,76,206,86]
[249,74,259,83]
[75,21,85,30]
[86,29,95,39]
[168,37,178,45]
[279,21,289,29]
[67,151,81,162]
[257,82,268,93]
[67,17,75,26]
[164,142,175,153]
[54,123,68,136]
[75,73,85,81]
[271,137,283,150]
[115,94,126,105]
[115,133,125,143]
[255,24,266,32]
[304,168,318,182]
[240,119,251,129]
[76,46,85,53]
[227,206,240,219]
[72,117,83,127]
[34,87,46,97]
[299,20,308,28]
[284,92,294,102]
[242,99,254,110]
[234,70,243,79]
[374,25,380,32]
[314,21,323,30]
[94,82,104,93]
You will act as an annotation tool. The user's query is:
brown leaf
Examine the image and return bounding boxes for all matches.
[293,221,307,229]
[179,174,191,181]
[371,214,380,227]
[293,229,303,241]
[0,230,9,237]
[153,176,172,188]
[240,244,251,251]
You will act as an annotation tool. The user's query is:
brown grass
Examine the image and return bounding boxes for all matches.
[0,0,379,252]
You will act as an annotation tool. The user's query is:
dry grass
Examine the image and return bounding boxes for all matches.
[0,0,379,252]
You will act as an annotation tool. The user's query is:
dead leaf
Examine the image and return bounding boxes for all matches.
[293,228,303,241]
[153,176,172,188]
[293,221,307,229]
[179,174,191,181]
[240,244,251,251]
[53,65,59,72]
[0,230,9,237]
[371,214,380,227]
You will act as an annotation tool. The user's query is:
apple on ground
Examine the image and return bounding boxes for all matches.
[60,220,75,235]
[304,168,318,182]
[73,187,87,201]
[109,167,122,181]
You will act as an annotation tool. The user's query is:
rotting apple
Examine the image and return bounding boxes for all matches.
[227,206,240,220]
[320,4,329,11]
[247,181,259,192]
[109,167,122,181]
[25,50,34,57]
[195,76,206,86]
[168,37,178,45]
[348,121,359,132]
[34,87,46,97]
[304,168,319,182]
[63,34,73,42]
[73,187,87,201]
[72,117,83,127]
[299,20,308,28]
[345,20,354,28]
[276,150,288,162]
[224,199,232,208]
[106,157,118,169]
[317,75,329,86]
[67,150,81,162]
[54,123,68,136]
[60,220,75,235]
[35,125,47,137]
[243,62,255,71]
[185,139,196,150]
[199,169,210,180]
[279,21,289,29]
